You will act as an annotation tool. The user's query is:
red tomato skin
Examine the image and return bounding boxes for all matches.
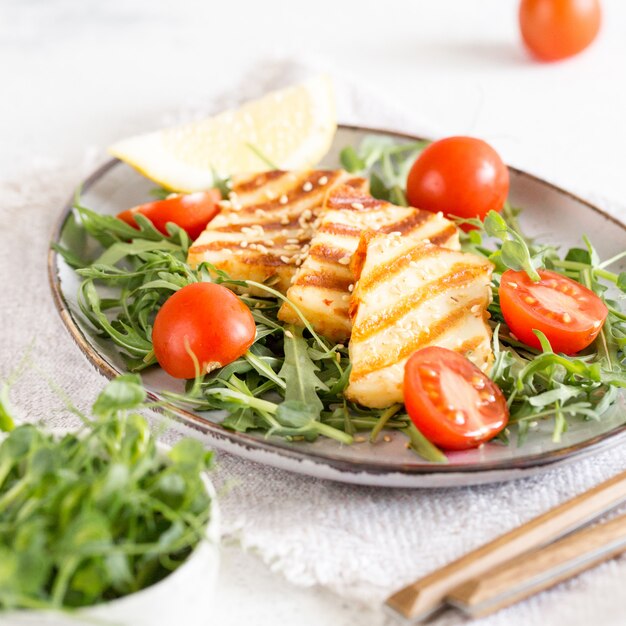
[519,0,601,62]
[406,137,509,226]
[117,189,221,240]
[404,347,509,451]
[152,283,255,379]
[499,269,608,354]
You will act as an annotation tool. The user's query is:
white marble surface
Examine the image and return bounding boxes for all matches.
[2,1,626,624]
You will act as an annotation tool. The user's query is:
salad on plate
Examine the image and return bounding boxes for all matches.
[54,76,626,463]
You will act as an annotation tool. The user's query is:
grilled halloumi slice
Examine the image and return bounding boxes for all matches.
[278,184,460,342]
[346,233,494,408]
[187,170,367,295]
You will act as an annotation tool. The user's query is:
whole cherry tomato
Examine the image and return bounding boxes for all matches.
[117,190,221,240]
[152,282,256,379]
[519,0,601,61]
[406,137,509,226]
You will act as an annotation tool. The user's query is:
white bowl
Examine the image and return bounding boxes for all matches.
[3,447,220,626]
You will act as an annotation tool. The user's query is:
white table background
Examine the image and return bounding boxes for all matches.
[2,0,626,624]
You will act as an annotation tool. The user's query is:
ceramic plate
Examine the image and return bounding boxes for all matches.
[49,125,626,488]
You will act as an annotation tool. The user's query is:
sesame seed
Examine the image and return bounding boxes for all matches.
[508,282,518,288]
[265,190,276,200]
[562,312,572,323]
[318,176,328,185]
[280,216,290,225]
[348,284,354,292]
[338,256,351,265]
[280,255,291,264]
[355,436,366,443]
[220,200,233,209]
[383,435,391,443]
[471,304,481,314]
[351,202,364,210]
[279,194,288,204]
[240,241,248,248]
[284,244,300,251]
[302,181,313,192]
[263,240,275,247]
[284,330,294,339]
[287,238,299,244]
[257,245,269,254]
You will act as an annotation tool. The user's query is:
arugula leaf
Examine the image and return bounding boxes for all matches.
[483,211,541,280]
[275,400,320,428]
[339,146,365,172]
[278,326,327,415]
[221,408,262,433]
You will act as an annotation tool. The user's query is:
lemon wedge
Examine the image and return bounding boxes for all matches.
[109,75,337,192]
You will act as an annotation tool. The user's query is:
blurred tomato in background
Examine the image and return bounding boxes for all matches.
[519,0,602,61]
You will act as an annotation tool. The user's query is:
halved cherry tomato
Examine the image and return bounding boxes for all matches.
[519,0,601,62]
[117,189,222,240]
[499,269,608,354]
[406,137,509,226]
[152,282,256,379]
[404,347,508,451]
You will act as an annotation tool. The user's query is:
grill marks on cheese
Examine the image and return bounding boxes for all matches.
[346,233,494,409]
[187,170,367,295]
[278,185,460,341]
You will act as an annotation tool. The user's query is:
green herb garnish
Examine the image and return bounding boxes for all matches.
[0,375,213,611]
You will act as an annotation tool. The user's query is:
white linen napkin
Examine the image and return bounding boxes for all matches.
[1,59,626,626]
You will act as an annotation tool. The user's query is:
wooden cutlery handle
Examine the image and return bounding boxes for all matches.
[385,470,626,621]
[448,511,626,617]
